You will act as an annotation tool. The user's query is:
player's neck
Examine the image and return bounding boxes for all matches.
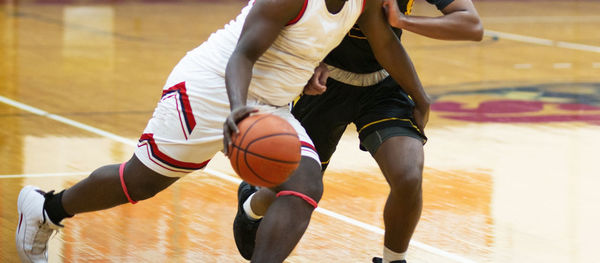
[325,0,348,15]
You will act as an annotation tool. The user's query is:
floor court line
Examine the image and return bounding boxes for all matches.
[0,95,477,263]
[0,172,91,179]
[483,15,600,23]
[0,96,135,146]
[484,29,600,53]
[10,8,600,56]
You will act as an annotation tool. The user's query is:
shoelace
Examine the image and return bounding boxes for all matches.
[30,218,58,255]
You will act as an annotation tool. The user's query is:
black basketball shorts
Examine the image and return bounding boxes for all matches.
[291,76,426,171]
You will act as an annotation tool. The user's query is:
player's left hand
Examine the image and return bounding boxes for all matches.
[383,0,407,29]
[223,106,258,156]
[303,62,329,95]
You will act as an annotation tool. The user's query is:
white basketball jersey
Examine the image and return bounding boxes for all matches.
[185,0,365,106]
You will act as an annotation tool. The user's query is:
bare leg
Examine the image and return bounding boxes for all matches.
[62,155,179,215]
[373,136,424,253]
[251,157,323,263]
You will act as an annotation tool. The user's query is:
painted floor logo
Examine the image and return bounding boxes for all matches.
[430,82,600,125]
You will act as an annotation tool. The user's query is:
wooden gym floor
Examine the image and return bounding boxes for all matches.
[1,0,599,262]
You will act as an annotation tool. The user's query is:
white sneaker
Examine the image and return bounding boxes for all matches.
[16,186,62,263]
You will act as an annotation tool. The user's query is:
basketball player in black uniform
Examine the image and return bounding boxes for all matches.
[233,0,483,262]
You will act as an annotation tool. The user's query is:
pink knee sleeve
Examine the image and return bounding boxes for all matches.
[276,190,317,208]
[119,162,138,204]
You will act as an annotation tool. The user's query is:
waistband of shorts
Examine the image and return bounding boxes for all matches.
[326,64,389,87]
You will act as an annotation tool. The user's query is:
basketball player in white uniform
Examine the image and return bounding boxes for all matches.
[234,0,483,262]
[15,0,430,262]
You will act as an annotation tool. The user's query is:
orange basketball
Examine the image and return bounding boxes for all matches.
[228,114,301,187]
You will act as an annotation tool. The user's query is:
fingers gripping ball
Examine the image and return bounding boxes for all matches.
[228,114,301,187]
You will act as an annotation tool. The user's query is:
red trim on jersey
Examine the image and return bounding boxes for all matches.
[361,0,366,13]
[138,141,191,173]
[163,93,189,140]
[162,82,196,135]
[300,141,316,152]
[286,0,308,25]
[139,133,210,170]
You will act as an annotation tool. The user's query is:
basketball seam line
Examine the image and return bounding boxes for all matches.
[230,144,300,164]
[233,114,271,178]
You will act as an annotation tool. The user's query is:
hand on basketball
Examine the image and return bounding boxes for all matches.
[227,114,301,187]
[303,62,329,95]
[223,106,258,156]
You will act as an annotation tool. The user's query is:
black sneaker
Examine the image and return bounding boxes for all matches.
[372,257,407,263]
[233,181,261,260]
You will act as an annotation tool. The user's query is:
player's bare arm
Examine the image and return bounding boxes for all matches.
[223,0,304,154]
[358,0,431,132]
[384,0,483,41]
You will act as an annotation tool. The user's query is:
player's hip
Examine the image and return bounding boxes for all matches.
[136,87,320,177]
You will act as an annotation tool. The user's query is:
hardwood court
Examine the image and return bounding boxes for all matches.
[1,0,599,262]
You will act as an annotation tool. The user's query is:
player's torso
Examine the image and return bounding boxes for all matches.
[186,0,364,106]
[324,0,450,74]
[251,0,365,106]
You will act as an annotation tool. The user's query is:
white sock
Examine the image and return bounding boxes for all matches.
[383,246,406,263]
[242,193,262,220]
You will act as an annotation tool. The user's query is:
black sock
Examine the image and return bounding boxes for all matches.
[43,190,73,225]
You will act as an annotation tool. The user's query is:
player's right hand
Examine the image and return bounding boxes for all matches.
[382,0,407,29]
[413,99,430,136]
[223,106,258,156]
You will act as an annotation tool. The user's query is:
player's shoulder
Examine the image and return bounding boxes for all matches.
[251,0,307,22]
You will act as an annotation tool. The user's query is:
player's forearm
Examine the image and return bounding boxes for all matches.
[377,45,430,106]
[225,53,253,110]
[360,0,429,105]
[395,11,483,41]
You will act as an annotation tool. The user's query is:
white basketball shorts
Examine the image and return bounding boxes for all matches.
[134,55,320,177]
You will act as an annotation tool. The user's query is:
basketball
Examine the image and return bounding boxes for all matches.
[228,114,301,187]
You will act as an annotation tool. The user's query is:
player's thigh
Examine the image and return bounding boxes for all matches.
[372,134,424,180]
[274,156,324,202]
[355,77,427,152]
[268,106,321,167]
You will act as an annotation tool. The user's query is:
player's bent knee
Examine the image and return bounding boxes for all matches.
[305,182,324,203]
[387,167,422,196]
[296,157,322,178]
[280,157,324,203]
[121,160,180,203]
